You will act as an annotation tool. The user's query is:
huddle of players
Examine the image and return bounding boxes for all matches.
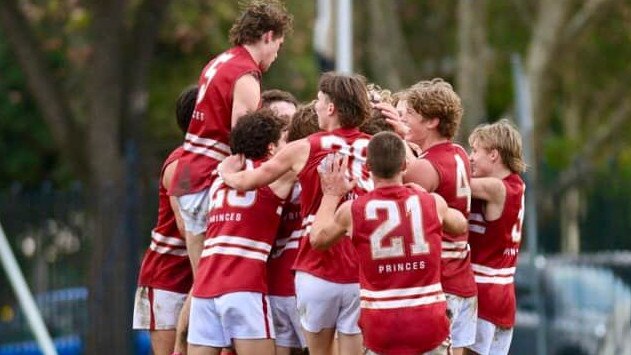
[132,1,527,355]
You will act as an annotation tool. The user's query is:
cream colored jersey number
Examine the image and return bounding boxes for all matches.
[320,136,374,191]
[366,195,429,260]
[208,161,256,211]
[455,154,471,212]
[197,52,235,105]
[511,191,526,243]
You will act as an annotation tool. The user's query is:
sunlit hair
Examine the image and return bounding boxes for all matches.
[318,72,371,128]
[404,78,463,139]
[175,85,198,134]
[468,118,527,174]
[230,108,287,160]
[286,101,321,142]
[229,0,293,46]
[367,83,394,105]
[261,89,299,108]
[367,132,406,179]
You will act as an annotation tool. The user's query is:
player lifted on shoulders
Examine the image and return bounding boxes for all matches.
[170,0,292,276]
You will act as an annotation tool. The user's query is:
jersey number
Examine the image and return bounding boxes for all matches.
[511,191,526,243]
[455,154,471,212]
[197,53,235,105]
[208,162,256,211]
[320,136,373,191]
[366,196,429,259]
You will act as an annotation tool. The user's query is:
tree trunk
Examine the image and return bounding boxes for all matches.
[456,0,488,145]
[526,0,571,140]
[560,81,581,254]
[84,0,129,352]
[365,0,416,91]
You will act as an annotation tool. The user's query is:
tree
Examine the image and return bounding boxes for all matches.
[0,0,171,351]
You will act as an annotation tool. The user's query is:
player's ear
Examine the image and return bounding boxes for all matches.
[401,158,409,173]
[263,30,273,44]
[426,116,440,129]
[489,148,499,162]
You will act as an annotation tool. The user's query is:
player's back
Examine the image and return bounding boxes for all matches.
[469,173,525,328]
[293,127,373,284]
[138,147,192,294]
[192,159,284,299]
[422,141,477,297]
[351,185,449,354]
[172,46,262,196]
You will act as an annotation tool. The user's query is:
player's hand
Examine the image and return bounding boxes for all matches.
[317,153,357,197]
[219,154,245,175]
[373,102,410,139]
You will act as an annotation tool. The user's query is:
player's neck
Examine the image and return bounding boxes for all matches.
[373,176,402,189]
[490,164,512,180]
[420,133,449,151]
[322,117,342,131]
[243,43,264,67]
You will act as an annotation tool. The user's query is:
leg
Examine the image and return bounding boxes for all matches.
[446,295,477,353]
[174,293,192,354]
[233,339,276,355]
[337,332,363,355]
[188,344,222,355]
[275,345,292,355]
[303,328,336,355]
[150,330,177,355]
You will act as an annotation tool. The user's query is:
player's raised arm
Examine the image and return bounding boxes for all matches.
[310,153,355,250]
[470,177,506,204]
[220,138,310,191]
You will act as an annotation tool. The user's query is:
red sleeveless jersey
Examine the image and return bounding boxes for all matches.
[267,183,303,296]
[192,159,284,298]
[421,142,477,297]
[138,147,193,294]
[469,173,525,328]
[171,46,261,196]
[351,185,449,354]
[293,128,373,283]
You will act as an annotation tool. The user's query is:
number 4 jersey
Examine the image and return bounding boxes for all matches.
[350,185,449,354]
[421,142,477,297]
[468,173,525,328]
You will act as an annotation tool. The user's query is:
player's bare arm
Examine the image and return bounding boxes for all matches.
[404,158,440,192]
[220,138,310,191]
[471,177,507,221]
[310,153,355,250]
[163,160,186,237]
[432,192,467,235]
[231,74,261,126]
[268,170,298,200]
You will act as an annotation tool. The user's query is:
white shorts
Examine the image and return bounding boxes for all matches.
[132,286,187,330]
[177,189,210,235]
[270,296,306,349]
[294,271,361,335]
[446,293,477,348]
[468,318,513,355]
[188,292,275,348]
